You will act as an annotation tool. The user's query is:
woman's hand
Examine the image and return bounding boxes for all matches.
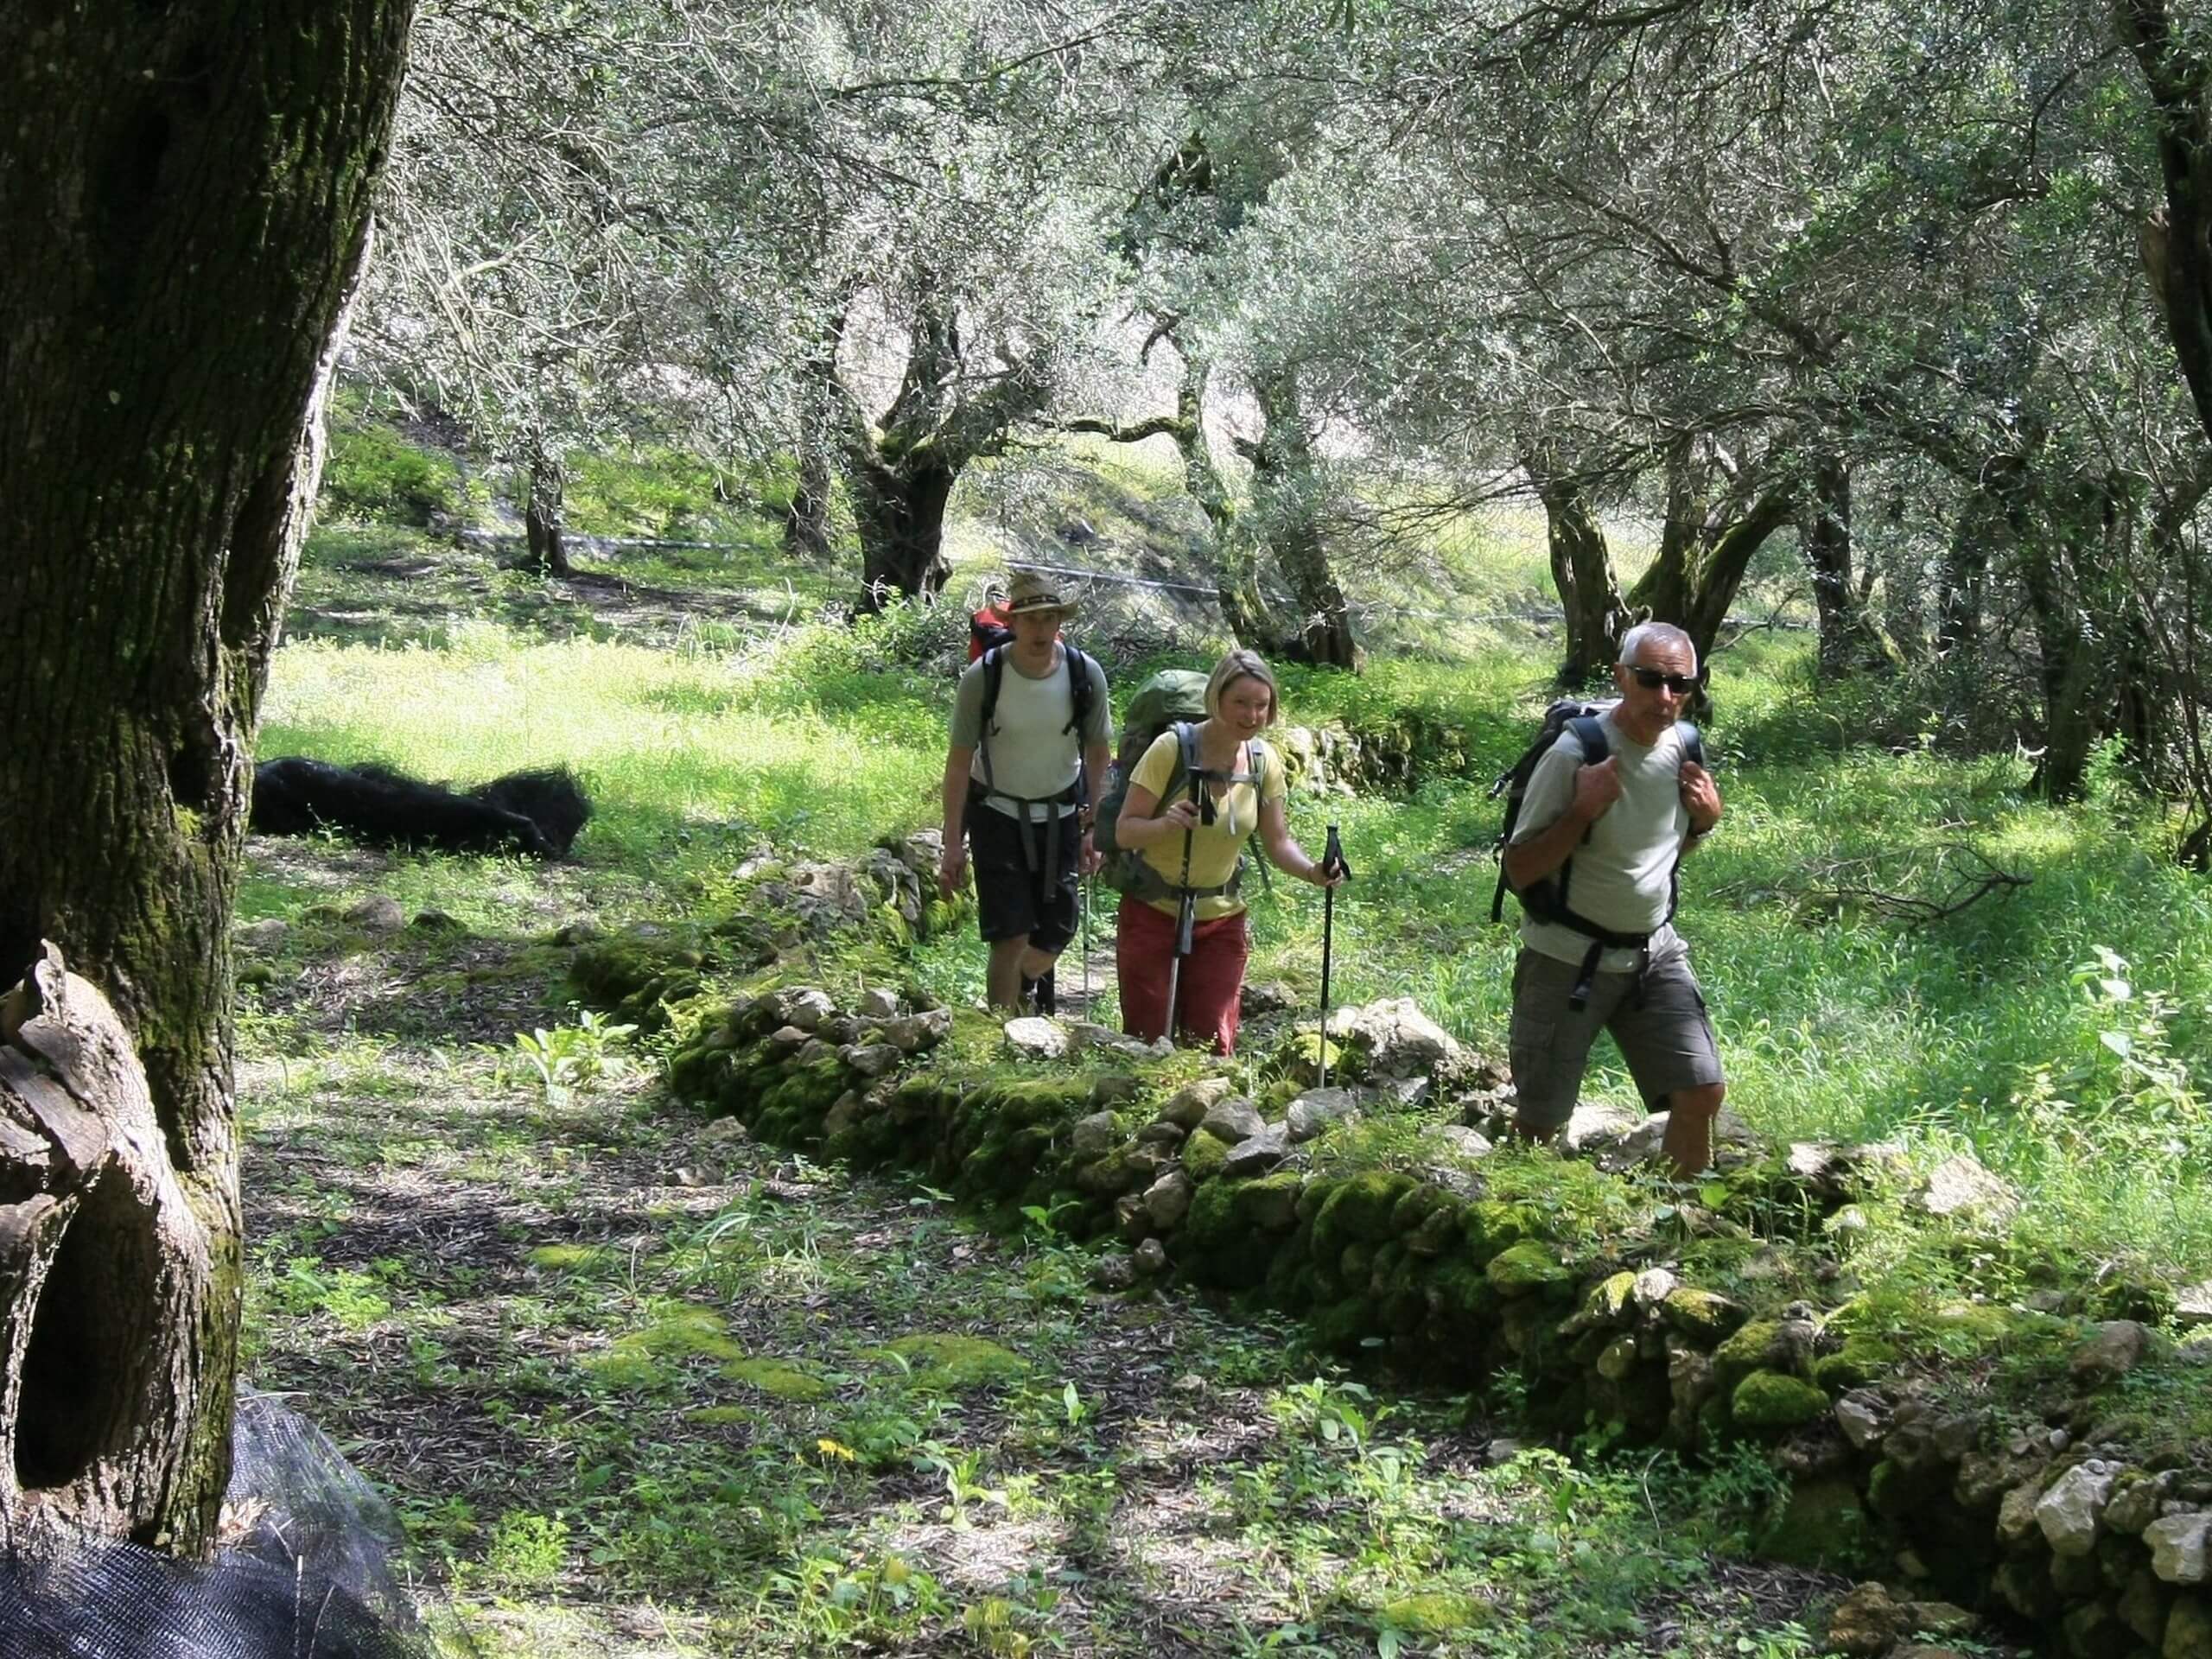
[1158,798,1200,830]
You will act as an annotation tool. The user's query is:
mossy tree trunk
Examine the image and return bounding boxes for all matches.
[1243,368,1359,670]
[1525,451,1629,685]
[1068,349,1278,652]
[1802,451,1889,677]
[0,0,413,1557]
[1936,461,2022,658]
[2018,480,2121,802]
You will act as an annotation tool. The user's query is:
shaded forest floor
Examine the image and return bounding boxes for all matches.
[237,859,1845,1657]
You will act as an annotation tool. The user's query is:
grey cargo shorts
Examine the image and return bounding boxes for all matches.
[1509,944,1724,1132]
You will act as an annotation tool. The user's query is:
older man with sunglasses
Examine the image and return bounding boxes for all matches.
[1502,622,1727,1178]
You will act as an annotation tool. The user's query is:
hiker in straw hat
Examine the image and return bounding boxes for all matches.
[940,570,1112,1014]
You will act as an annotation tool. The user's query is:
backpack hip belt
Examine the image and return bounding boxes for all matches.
[974,642,1096,877]
[968,778,1083,874]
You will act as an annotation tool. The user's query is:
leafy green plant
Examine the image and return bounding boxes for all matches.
[507,1008,639,1105]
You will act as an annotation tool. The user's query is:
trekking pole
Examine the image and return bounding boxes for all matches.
[1164,887,1197,1044]
[1317,823,1348,1090]
[1079,868,1091,1018]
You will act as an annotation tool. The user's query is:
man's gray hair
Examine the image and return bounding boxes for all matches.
[1618,621,1697,670]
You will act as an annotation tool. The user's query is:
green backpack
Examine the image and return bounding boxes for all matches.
[1094,670,1269,899]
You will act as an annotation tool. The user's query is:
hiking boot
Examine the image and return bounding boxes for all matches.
[1034,969,1056,1015]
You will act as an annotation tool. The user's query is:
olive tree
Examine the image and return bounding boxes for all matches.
[0,0,414,1554]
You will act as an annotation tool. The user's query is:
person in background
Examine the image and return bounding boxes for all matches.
[939,571,1111,1013]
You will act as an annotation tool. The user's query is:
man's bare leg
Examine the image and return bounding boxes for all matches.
[987,938,1030,1010]
[1661,1082,1726,1179]
[988,938,1065,1011]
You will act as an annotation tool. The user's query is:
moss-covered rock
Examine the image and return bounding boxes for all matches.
[1180,1131,1228,1183]
[1755,1475,1868,1567]
[569,933,711,1029]
[1183,1173,1306,1290]
[1312,1171,1419,1262]
[526,1243,609,1274]
[1731,1370,1828,1432]
[1579,1271,1637,1328]
[1713,1319,1786,1393]
[1377,1590,1494,1637]
[1659,1285,1745,1341]
[1462,1199,1541,1264]
[1813,1334,1898,1391]
[1485,1240,1572,1300]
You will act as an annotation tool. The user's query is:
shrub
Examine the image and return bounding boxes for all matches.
[320,420,459,526]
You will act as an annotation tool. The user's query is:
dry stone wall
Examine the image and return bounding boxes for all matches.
[577,837,2212,1659]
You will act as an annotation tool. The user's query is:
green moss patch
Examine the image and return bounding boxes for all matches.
[724,1357,834,1401]
[876,1333,1027,1389]
[1377,1590,1494,1636]
[526,1243,609,1273]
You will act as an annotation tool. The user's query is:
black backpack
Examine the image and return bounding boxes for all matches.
[1490,700,1704,1007]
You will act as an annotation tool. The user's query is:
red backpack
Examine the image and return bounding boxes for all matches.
[967,598,1014,663]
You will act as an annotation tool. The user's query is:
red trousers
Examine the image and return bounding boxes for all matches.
[1116,895,1249,1055]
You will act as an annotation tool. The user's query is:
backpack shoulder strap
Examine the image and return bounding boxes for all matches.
[1567,714,1609,768]
[1064,646,1096,739]
[1675,720,1704,769]
[979,645,1006,731]
[1171,721,1199,799]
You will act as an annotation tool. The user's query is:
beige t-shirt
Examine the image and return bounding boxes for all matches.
[1126,730,1287,919]
[1510,712,1690,969]
[949,645,1112,820]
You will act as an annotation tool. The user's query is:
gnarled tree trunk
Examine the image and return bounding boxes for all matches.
[851,448,959,610]
[1246,368,1358,670]
[1525,453,1628,684]
[2018,481,2120,802]
[829,288,1044,614]
[524,432,572,577]
[1628,437,1796,664]
[2120,0,2212,446]
[1803,452,1888,677]
[0,0,413,1556]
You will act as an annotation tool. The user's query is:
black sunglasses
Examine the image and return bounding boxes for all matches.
[1627,666,1700,695]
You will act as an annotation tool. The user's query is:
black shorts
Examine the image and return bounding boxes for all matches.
[968,805,1079,951]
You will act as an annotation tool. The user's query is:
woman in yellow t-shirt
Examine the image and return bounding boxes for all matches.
[1113,650,1344,1053]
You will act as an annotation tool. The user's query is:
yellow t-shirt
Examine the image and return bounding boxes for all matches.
[1127,729,1287,919]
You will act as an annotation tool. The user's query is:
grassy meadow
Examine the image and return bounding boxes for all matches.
[228,421,2212,1654]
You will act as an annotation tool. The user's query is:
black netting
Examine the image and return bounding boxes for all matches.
[0,1389,450,1659]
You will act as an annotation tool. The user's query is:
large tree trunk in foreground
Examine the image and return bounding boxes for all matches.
[0,0,413,1556]
[1527,459,1628,685]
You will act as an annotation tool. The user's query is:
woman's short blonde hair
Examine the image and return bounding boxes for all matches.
[1205,650,1279,725]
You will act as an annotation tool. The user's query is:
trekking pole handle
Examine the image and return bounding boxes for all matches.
[1322,823,1350,882]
